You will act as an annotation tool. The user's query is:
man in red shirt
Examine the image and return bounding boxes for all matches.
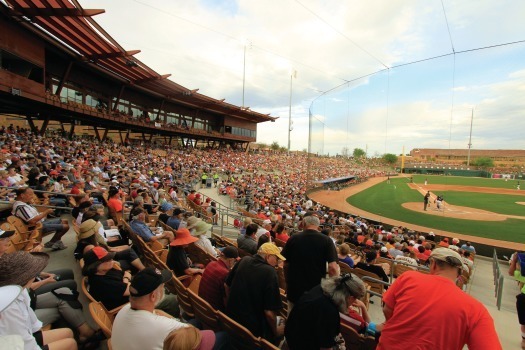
[198,246,239,312]
[378,248,501,350]
[70,179,85,195]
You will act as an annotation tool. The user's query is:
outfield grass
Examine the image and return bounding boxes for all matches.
[410,174,521,189]
[347,177,525,243]
[444,192,525,216]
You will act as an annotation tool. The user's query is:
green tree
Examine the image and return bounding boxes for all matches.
[383,153,398,165]
[279,146,287,153]
[472,157,494,168]
[353,148,366,158]
[270,141,280,152]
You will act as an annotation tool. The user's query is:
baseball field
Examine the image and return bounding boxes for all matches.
[309,174,524,247]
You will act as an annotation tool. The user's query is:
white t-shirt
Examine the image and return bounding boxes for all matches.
[0,289,42,350]
[111,304,188,350]
[395,255,418,267]
[195,235,218,258]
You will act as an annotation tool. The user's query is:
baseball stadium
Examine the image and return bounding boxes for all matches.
[0,1,524,349]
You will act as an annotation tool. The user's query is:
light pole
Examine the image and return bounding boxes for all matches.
[467,107,474,166]
[288,70,296,152]
[242,40,251,108]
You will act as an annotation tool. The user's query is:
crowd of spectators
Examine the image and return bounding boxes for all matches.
[0,126,502,349]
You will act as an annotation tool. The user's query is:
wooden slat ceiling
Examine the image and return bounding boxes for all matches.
[3,0,276,123]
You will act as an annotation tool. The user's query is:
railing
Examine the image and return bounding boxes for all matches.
[493,249,504,310]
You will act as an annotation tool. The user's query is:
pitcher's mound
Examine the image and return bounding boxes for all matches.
[402,202,505,221]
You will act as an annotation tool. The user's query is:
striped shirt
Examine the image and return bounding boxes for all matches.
[12,201,41,223]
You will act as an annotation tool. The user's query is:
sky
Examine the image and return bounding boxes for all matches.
[81,0,525,156]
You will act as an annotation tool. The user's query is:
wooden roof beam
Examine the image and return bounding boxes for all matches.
[133,74,172,85]
[10,8,105,17]
[85,50,141,61]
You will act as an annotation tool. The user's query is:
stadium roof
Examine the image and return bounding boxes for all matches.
[314,175,356,184]
[0,0,277,123]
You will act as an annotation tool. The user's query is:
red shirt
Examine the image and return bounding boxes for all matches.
[275,233,289,243]
[340,308,366,333]
[198,259,229,312]
[378,271,501,350]
[107,197,123,212]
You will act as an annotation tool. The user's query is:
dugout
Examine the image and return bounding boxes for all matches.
[314,175,356,190]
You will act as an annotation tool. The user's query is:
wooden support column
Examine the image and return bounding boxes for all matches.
[55,61,73,96]
[118,131,124,144]
[157,100,165,121]
[112,85,125,112]
[68,123,75,139]
[169,136,172,145]
[26,116,37,134]
[149,134,153,142]
[40,116,50,136]
[102,128,109,141]
[93,126,101,141]
[142,133,146,142]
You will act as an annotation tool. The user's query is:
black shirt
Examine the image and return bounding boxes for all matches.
[88,269,128,310]
[285,285,340,350]
[158,213,169,224]
[355,261,390,284]
[225,255,282,339]
[281,229,338,303]
[167,246,189,277]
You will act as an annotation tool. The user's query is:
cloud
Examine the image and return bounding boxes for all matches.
[81,0,525,153]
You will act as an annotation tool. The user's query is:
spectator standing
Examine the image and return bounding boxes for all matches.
[225,243,284,342]
[281,214,339,309]
[378,248,501,350]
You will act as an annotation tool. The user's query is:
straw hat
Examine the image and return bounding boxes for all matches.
[0,252,49,287]
[186,216,200,230]
[79,219,102,240]
[170,228,198,247]
[193,220,212,236]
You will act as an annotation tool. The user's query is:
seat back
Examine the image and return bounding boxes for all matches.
[211,233,227,248]
[338,261,353,275]
[218,311,261,350]
[393,263,416,278]
[352,268,385,296]
[88,301,115,338]
[81,277,97,303]
[340,322,377,349]
[166,274,195,319]
[187,289,220,331]
[274,238,286,248]
[259,338,280,350]
[0,221,31,252]
[186,243,217,266]
[188,273,202,295]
